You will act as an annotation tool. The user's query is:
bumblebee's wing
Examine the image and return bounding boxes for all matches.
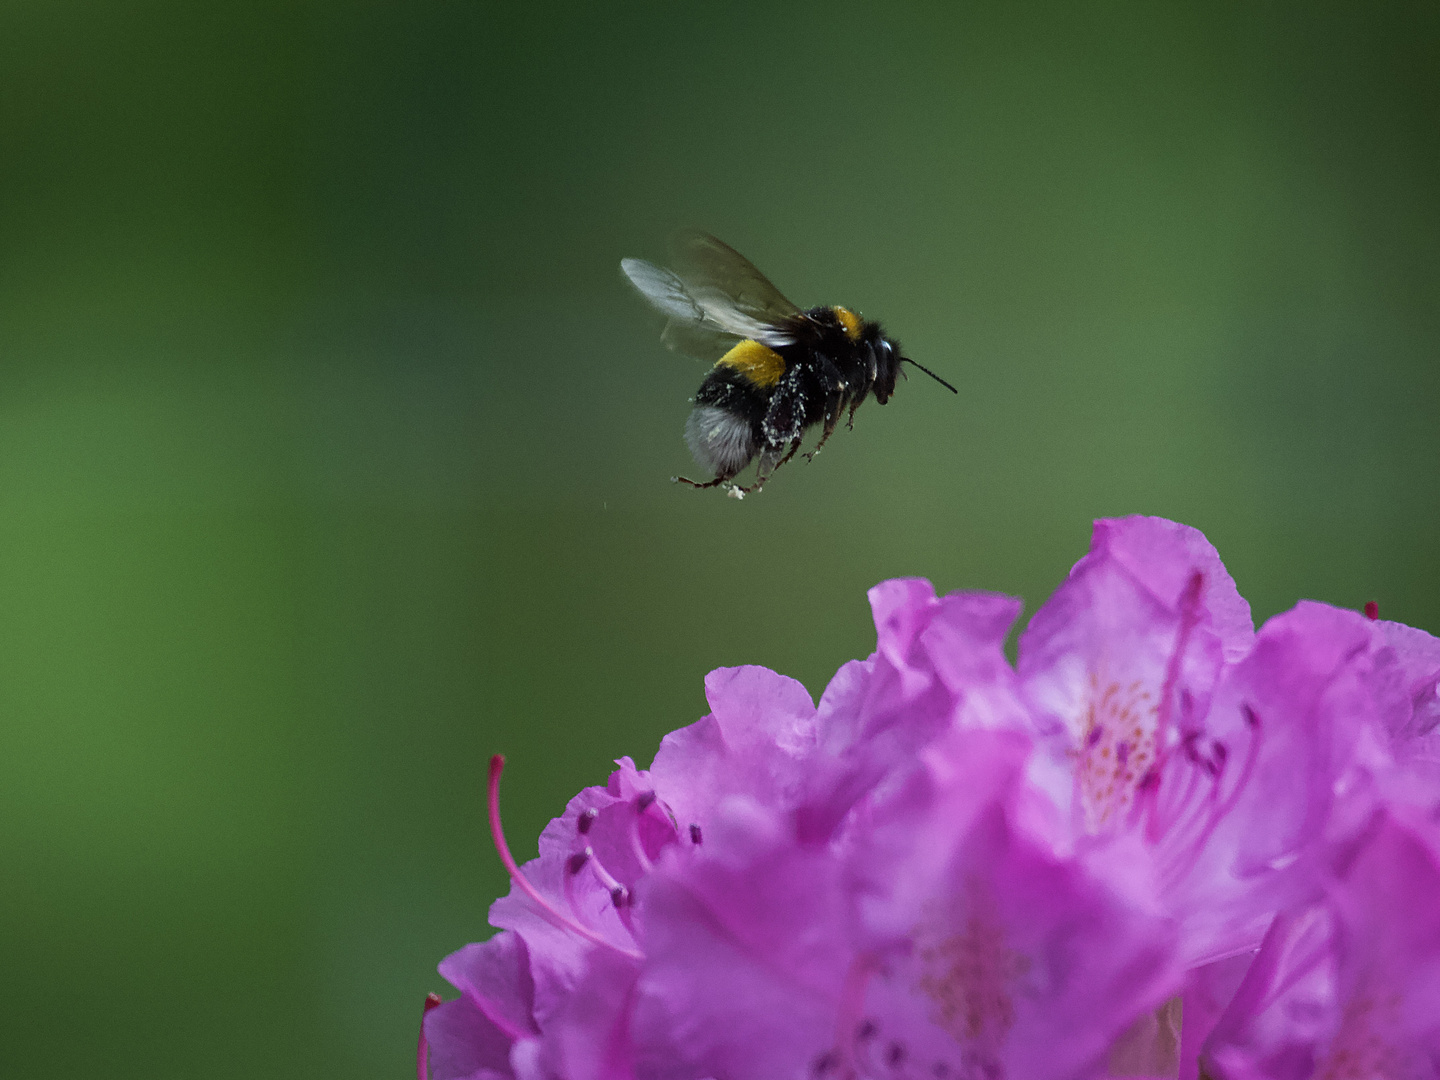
[621,256,744,362]
[668,231,801,347]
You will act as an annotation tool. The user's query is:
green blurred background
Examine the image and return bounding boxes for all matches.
[2,1,1436,1075]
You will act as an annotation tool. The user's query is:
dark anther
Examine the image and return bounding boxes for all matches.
[1182,731,1201,762]
[887,1042,907,1067]
[689,823,703,845]
[423,992,442,1012]
[578,808,598,835]
[566,852,589,875]
[1364,600,1379,621]
[610,886,630,909]
[1183,731,1228,776]
[636,791,658,812]
[1183,571,1205,604]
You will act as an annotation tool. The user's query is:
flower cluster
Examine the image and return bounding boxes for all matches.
[420,517,1440,1080]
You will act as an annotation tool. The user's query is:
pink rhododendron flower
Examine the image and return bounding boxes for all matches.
[419,517,1440,1080]
[1205,805,1440,1080]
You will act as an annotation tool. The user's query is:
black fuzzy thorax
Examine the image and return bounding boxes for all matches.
[787,305,902,406]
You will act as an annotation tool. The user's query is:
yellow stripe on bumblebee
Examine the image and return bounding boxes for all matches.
[832,306,862,341]
[715,338,786,388]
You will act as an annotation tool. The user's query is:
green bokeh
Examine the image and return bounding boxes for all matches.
[2,2,1436,1075]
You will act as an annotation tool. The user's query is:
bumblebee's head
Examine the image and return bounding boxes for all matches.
[870,333,903,404]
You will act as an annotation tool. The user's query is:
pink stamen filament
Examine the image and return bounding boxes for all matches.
[584,844,639,935]
[1144,731,1212,841]
[417,992,441,1080]
[1153,709,1263,892]
[1154,572,1204,749]
[584,845,628,899]
[1152,765,1224,889]
[629,808,656,874]
[1129,574,1204,842]
[487,755,642,960]
[1203,708,1262,829]
[835,954,879,1080]
[1125,573,1269,892]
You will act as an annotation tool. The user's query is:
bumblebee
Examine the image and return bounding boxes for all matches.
[622,232,957,497]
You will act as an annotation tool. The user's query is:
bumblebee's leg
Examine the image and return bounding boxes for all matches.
[673,473,734,489]
[805,390,847,462]
[847,344,878,429]
[733,438,802,495]
[805,356,848,462]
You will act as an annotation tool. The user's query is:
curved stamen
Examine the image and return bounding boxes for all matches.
[1134,571,1204,842]
[1155,572,1204,748]
[562,846,639,938]
[1205,705,1263,829]
[487,755,642,960]
[1152,707,1264,892]
[630,798,657,874]
[584,845,628,902]
[586,844,640,935]
[417,992,441,1080]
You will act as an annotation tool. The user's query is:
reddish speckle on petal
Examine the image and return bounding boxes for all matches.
[914,891,1026,1050]
[1075,680,1160,831]
[1314,996,1392,1080]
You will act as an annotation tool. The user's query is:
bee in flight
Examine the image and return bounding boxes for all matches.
[622,232,957,497]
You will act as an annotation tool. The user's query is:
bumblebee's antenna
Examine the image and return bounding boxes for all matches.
[900,357,958,394]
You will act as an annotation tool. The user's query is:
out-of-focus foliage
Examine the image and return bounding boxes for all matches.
[0,2,1435,1076]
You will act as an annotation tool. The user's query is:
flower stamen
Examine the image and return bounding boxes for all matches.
[416,992,441,1080]
[630,794,657,874]
[487,754,642,959]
